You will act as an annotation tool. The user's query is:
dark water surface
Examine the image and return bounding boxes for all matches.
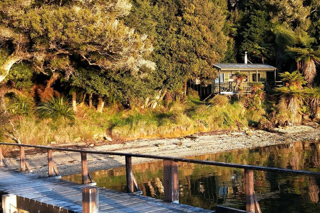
[63,141,320,212]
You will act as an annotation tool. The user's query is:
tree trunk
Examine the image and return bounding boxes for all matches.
[79,93,86,107]
[0,54,25,83]
[89,93,93,108]
[72,91,77,112]
[184,80,187,96]
[165,92,172,105]
[0,49,33,84]
[97,96,105,113]
[160,89,167,101]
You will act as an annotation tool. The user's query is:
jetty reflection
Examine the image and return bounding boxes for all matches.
[63,141,320,212]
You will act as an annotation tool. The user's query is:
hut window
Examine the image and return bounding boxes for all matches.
[215,73,224,83]
[252,73,261,82]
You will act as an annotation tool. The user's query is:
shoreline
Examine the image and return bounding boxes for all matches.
[3,125,320,176]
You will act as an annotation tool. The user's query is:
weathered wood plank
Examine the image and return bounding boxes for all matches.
[0,168,211,213]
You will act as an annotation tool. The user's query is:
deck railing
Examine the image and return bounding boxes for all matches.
[1,142,320,213]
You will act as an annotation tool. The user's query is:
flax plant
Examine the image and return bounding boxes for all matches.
[37,97,75,121]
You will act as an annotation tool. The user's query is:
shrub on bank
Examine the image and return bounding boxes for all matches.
[2,88,317,145]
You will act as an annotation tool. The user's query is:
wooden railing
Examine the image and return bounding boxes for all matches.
[1,142,320,213]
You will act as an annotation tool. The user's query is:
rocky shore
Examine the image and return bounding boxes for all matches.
[3,125,320,176]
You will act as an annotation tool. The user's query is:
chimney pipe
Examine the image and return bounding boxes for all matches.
[244,51,248,64]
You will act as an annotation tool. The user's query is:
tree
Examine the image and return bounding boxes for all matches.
[273,25,298,72]
[308,0,320,44]
[268,0,311,32]
[305,87,320,120]
[233,0,313,72]
[275,71,307,124]
[0,0,155,84]
[71,65,161,111]
[286,46,320,86]
[234,0,275,64]
[279,71,307,88]
[270,0,313,73]
[278,28,320,86]
[125,0,228,97]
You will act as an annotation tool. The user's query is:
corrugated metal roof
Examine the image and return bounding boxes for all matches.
[213,63,276,71]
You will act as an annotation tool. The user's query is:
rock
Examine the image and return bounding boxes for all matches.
[103,135,113,142]
[245,130,253,136]
[176,141,183,146]
[185,135,199,140]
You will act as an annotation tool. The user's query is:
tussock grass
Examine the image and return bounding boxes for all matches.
[16,117,105,145]
[5,93,273,145]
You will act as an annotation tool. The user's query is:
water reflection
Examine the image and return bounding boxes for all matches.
[63,141,320,212]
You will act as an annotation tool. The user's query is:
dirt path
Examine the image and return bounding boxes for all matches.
[3,125,320,176]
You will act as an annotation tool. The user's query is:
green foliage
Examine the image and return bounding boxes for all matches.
[0,0,154,85]
[208,95,229,106]
[0,100,10,141]
[7,63,33,91]
[279,71,307,88]
[37,97,75,121]
[5,93,33,116]
[4,0,320,144]
[274,72,307,124]
[309,1,320,44]
[304,87,320,119]
[125,0,228,92]
[187,89,200,101]
[268,0,311,31]
[237,7,275,63]
[71,65,161,107]
[286,45,320,85]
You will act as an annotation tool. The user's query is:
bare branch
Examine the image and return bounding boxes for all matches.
[5,121,21,144]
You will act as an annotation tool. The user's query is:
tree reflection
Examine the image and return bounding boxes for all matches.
[62,141,320,212]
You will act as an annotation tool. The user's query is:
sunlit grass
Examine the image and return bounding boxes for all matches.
[4,93,273,145]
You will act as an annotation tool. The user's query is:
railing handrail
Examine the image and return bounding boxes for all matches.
[1,142,320,176]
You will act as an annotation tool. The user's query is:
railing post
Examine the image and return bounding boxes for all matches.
[125,156,134,193]
[0,146,4,167]
[19,146,31,172]
[81,152,89,184]
[47,149,60,177]
[245,169,255,213]
[20,146,26,172]
[48,149,54,176]
[82,186,98,213]
[163,159,179,203]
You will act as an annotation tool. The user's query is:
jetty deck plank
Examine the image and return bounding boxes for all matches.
[0,168,211,213]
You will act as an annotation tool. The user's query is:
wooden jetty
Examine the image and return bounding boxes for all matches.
[1,142,320,213]
[0,168,210,213]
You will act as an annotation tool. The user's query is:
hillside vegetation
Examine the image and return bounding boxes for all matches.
[1,0,320,145]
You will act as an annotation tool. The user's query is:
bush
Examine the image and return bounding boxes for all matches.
[37,97,75,121]
[6,93,33,116]
[208,95,229,106]
[0,102,10,141]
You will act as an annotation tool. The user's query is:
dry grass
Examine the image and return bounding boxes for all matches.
[4,94,273,145]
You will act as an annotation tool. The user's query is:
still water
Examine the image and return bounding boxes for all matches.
[63,141,320,212]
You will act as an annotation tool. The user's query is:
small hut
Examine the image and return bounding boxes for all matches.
[212,63,277,95]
